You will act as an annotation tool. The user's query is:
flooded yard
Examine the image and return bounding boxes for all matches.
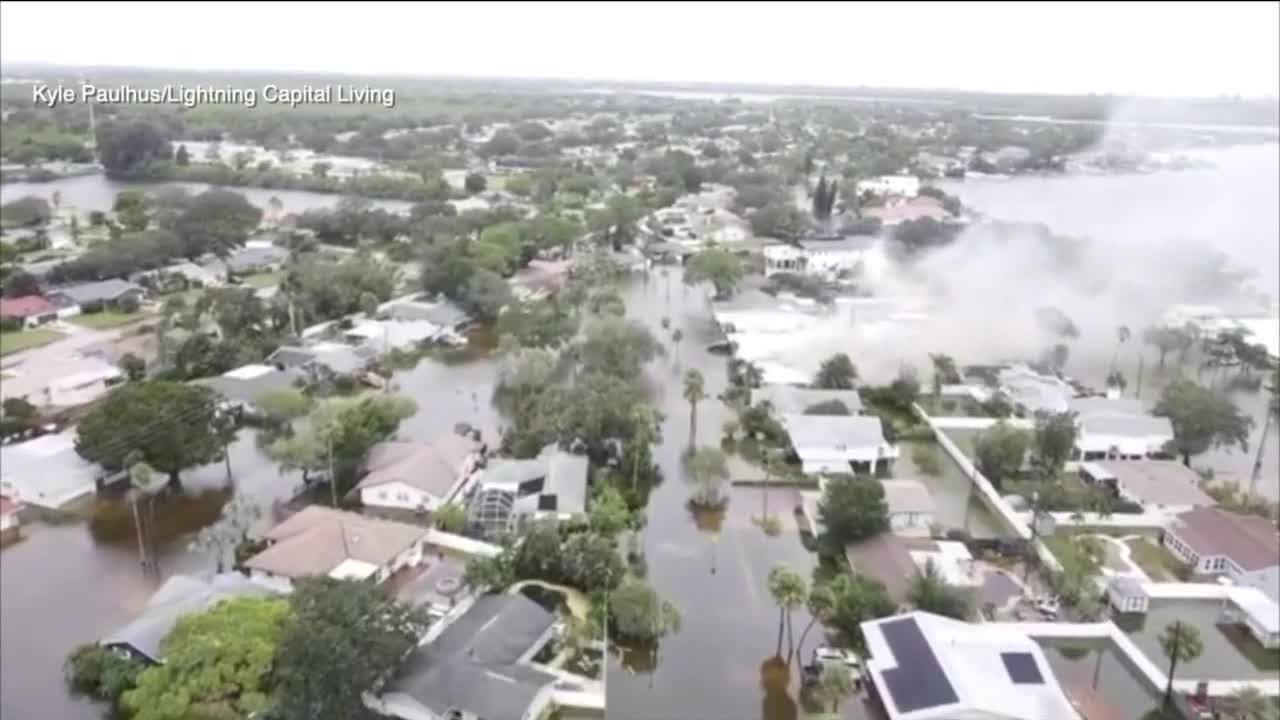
[1039,639,1163,720]
[1113,600,1280,681]
[895,440,1004,538]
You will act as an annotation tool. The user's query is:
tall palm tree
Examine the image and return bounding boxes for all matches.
[907,559,972,620]
[683,369,707,446]
[766,563,808,661]
[1222,686,1274,720]
[630,405,656,491]
[686,446,728,507]
[1111,325,1131,375]
[1159,620,1204,707]
[793,582,835,665]
[814,664,855,713]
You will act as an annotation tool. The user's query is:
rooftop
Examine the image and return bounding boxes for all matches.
[1088,460,1215,508]
[881,479,937,516]
[244,506,427,580]
[780,413,891,450]
[48,279,143,305]
[1170,507,1280,571]
[192,364,306,407]
[0,295,56,318]
[0,430,99,509]
[356,434,483,500]
[754,384,864,415]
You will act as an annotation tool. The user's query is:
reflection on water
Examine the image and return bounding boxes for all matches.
[1115,601,1280,679]
[88,487,232,546]
[1041,640,1161,720]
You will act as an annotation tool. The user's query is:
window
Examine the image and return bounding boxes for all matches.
[396,491,409,502]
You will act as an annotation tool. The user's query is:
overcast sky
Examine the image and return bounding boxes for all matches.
[2,1,1277,97]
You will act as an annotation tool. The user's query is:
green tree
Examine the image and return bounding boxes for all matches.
[433,503,467,533]
[254,387,314,426]
[1143,326,1188,369]
[907,559,972,619]
[824,572,896,652]
[818,476,888,545]
[814,353,858,389]
[463,551,517,593]
[172,190,263,260]
[65,644,145,703]
[122,596,290,720]
[119,352,147,381]
[793,582,836,663]
[1221,686,1276,720]
[274,578,430,720]
[1111,325,1132,375]
[311,161,331,179]
[1154,379,1253,466]
[974,421,1031,488]
[458,269,513,322]
[589,481,634,537]
[929,353,960,396]
[464,172,487,195]
[175,144,190,166]
[684,246,744,299]
[683,369,707,446]
[749,201,810,240]
[497,299,578,349]
[76,382,223,487]
[814,663,856,712]
[97,121,172,179]
[113,190,150,231]
[766,563,808,660]
[1031,411,1078,479]
[1158,621,1204,708]
[804,399,852,416]
[576,316,662,378]
[687,446,729,507]
[610,578,682,641]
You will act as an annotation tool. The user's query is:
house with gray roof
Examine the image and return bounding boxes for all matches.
[374,594,561,720]
[780,413,898,475]
[223,245,288,274]
[1070,396,1174,460]
[1163,507,1280,602]
[47,279,145,311]
[191,363,307,415]
[383,297,472,329]
[266,341,375,378]
[462,445,589,539]
[755,384,864,415]
[354,435,485,514]
[101,573,280,663]
[1078,460,1214,514]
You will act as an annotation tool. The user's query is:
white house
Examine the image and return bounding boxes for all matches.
[780,413,899,475]
[461,445,590,538]
[880,479,936,536]
[856,175,921,198]
[861,612,1080,720]
[1163,507,1280,603]
[0,354,124,408]
[762,237,872,281]
[354,435,484,513]
[0,431,99,510]
[1069,396,1175,460]
[192,364,307,416]
[1106,576,1150,614]
[1078,460,1214,515]
[244,506,429,591]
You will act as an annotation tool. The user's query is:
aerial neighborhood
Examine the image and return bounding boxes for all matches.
[1,24,1279,720]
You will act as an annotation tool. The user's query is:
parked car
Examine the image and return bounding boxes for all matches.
[1035,597,1061,618]
[813,646,861,670]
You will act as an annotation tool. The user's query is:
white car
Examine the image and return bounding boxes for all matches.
[813,646,861,670]
[1035,597,1061,618]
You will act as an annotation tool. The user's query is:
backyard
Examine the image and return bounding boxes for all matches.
[69,310,147,329]
[239,271,283,289]
[0,327,63,355]
[1124,537,1189,581]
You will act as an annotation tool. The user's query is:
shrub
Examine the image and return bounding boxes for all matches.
[911,443,943,476]
[65,644,143,702]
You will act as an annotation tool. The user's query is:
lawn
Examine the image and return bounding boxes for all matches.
[0,327,63,355]
[70,311,147,329]
[240,271,283,289]
[1125,537,1188,581]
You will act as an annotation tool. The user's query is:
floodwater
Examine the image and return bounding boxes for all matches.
[1114,600,1280,681]
[0,174,413,216]
[896,440,1003,538]
[1040,640,1162,720]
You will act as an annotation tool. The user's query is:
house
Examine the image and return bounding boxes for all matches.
[354,435,485,514]
[860,612,1080,720]
[373,594,562,720]
[880,479,936,536]
[462,445,590,538]
[846,533,921,604]
[856,175,921,198]
[100,574,280,664]
[131,261,225,291]
[191,363,307,415]
[997,364,1074,416]
[762,237,873,281]
[510,258,576,301]
[0,431,100,509]
[754,384,864,415]
[862,196,951,226]
[342,319,455,352]
[0,295,57,328]
[1078,461,1214,514]
[243,506,429,591]
[47,279,145,314]
[1105,575,1149,614]
[0,494,23,540]
[909,541,981,587]
[1069,396,1175,460]
[779,413,899,475]
[382,298,472,333]
[1222,586,1280,649]
[0,354,124,407]
[1163,507,1280,602]
[223,244,288,275]
[266,342,375,378]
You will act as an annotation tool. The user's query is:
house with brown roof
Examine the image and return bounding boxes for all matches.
[243,506,428,591]
[1163,507,1280,602]
[353,434,484,514]
[0,295,57,328]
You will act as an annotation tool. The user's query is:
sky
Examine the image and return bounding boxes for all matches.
[1,1,1278,97]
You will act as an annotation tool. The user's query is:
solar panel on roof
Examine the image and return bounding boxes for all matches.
[1000,651,1044,684]
[879,617,959,712]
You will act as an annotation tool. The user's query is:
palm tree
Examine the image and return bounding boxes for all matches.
[683,369,707,446]
[813,664,855,712]
[907,559,972,620]
[1222,686,1274,720]
[1159,620,1204,707]
[687,446,729,507]
[630,405,656,491]
[671,328,684,365]
[766,563,808,661]
[1111,325,1131,375]
[794,582,835,665]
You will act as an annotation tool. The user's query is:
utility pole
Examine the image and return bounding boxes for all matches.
[131,491,149,573]
[327,433,338,508]
[1134,353,1145,399]
[1246,408,1273,502]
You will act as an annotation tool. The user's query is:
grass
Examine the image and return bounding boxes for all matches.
[1125,537,1188,581]
[910,443,943,477]
[70,311,147,329]
[0,327,63,355]
[239,271,283,289]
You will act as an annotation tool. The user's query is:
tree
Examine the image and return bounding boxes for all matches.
[175,144,190,166]
[1158,621,1204,708]
[576,316,662,378]
[172,190,263,259]
[458,269,513,322]
[586,195,644,250]
[191,493,261,571]
[1221,686,1275,720]
[766,563,808,660]
[687,446,729,507]
[2,270,40,298]
[1031,411,1078,479]
[1,195,53,227]
[65,644,144,703]
[813,664,855,712]
[1154,379,1253,465]
[804,399,851,415]
[684,246,744,299]
[0,397,40,438]
[589,481,634,537]
[930,353,960,396]
[683,369,707,446]
[255,387,313,426]
[794,582,836,663]
[907,559,972,619]
[974,421,1031,488]
[97,121,172,179]
[1144,326,1188,369]
[818,477,889,545]
[610,578,681,641]
[119,352,146,381]
[274,578,430,720]
[121,596,289,720]
[76,382,223,487]
[464,172,487,195]
[497,299,577,349]
[823,572,896,652]
[431,503,466,533]
[814,353,857,390]
[463,551,517,593]
[311,161,331,179]
[750,201,809,240]
[1111,325,1132,375]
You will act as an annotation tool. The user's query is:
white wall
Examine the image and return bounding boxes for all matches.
[1238,566,1280,604]
[360,481,439,512]
[248,569,294,594]
[0,513,17,532]
[890,510,933,532]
